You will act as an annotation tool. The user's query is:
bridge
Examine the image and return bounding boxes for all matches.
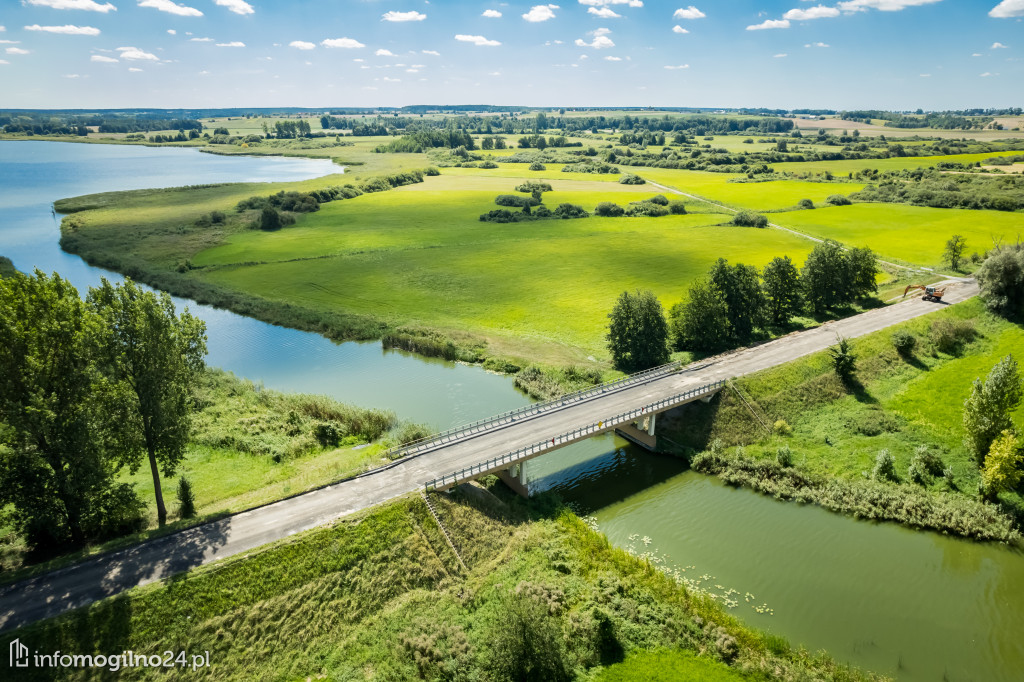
[0,279,977,632]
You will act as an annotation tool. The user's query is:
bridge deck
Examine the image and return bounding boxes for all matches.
[0,280,977,632]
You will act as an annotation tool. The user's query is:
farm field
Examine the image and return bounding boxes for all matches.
[777,204,1023,267]
[639,169,865,211]
[772,150,1024,175]
[193,173,812,361]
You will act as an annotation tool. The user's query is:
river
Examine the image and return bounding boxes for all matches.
[1,140,1021,681]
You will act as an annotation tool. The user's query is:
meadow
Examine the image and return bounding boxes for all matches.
[771,150,1024,175]
[638,169,865,211]
[0,487,877,682]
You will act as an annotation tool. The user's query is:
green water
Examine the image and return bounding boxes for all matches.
[532,439,1024,682]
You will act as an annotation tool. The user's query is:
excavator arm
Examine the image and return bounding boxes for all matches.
[903,284,946,301]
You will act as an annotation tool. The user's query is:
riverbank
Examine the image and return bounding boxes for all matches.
[0,487,881,682]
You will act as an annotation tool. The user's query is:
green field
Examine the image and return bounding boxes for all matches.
[641,169,865,211]
[191,174,812,361]
[772,150,1024,175]
[777,204,1023,267]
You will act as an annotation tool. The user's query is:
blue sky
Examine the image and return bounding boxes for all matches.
[1,0,1022,109]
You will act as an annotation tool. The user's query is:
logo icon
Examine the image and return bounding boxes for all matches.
[9,638,30,668]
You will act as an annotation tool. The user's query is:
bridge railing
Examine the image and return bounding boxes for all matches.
[383,358,689,461]
[423,379,725,492]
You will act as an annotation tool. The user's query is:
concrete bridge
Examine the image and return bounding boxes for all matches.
[0,279,978,632]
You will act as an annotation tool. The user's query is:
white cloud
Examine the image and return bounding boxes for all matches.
[167,29,176,34]
[990,0,1024,17]
[406,68,419,73]
[992,41,1009,48]
[523,4,559,22]
[482,9,502,17]
[604,55,621,60]
[382,76,400,81]
[214,0,254,15]
[289,40,315,50]
[980,71,994,76]
[774,52,788,57]
[575,27,615,48]
[0,60,9,64]
[455,34,501,46]
[322,37,366,48]
[64,73,81,77]
[216,41,244,47]
[116,45,159,60]
[805,41,830,47]
[189,36,212,41]
[919,73,930,77]
[129,66,143,71]
[579,0,642,6]
[422,49,440,55]
[25,24,101,35]
[747,18,790,29]
[588,7,621,17]
[137,0,202,17]
[672,25,688,33]
[784,5,841,20]
[382,10,426,22]
[0,26,4,31]
[6,47,31,54]
[0,40,18,44]
[23,0,116,11]
[90,54,118,61]
[673,6,705,19]
[972,52,983,56]
[837,0,941,11]
[663,64,689,69]
[376,48,395,56]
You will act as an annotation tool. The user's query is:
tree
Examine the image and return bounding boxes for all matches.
[963,355,1023,464]
[88,278,207,526]
[976,245,1024,318]
[709,258,764,342]
[607,290,669,373]
[761,256,802,325]
[669,279,731,352]
[0,271,144,550]
[802,240,848,314]
[943,234,967,271]
[260,206,282,230]
[981,430,1022,499]
[845,246,879,299]
[828,336,857,384]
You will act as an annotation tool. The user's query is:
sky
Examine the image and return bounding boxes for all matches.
[1,0,1022,110]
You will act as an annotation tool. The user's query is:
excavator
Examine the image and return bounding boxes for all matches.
[903,284,947,302]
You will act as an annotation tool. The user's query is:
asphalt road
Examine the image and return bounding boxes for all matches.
[0,279,979,632]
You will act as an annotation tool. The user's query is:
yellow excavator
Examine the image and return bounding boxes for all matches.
[903,284,946,302]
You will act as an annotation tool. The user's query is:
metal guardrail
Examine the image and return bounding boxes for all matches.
[383,359,688,461]
[423,379,725,492]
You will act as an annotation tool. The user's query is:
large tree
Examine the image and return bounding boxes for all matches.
[0,271,143,550]
[607,289,669,373]
[669,279,731,353]
[708,258,765,342]
[761,256,802,326]
[801,240,849,314]
[943,234,967,272]
[89,278,207,526]
[976,245,1024,319]
[845,246,879,300]
[962,354,1022,464]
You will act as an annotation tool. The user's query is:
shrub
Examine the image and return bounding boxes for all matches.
[826,194,852,206]
[668,200,687,215]
[907,458,929,486]
[773,419,793,436]
[732,210,768,228]
[828,336,857,384]
[872,450,899,483]
[647,194,669,206]
[930,318,977,355]
[798,198,815,209]
[552,203,589,219]
[479,209,518,223]
[515,180,552,193]
[259,206,282,230]
[619,173,646,185]
[594,201,625,217]
[891,329,916,356]
[981,430,1022,499]
[479,160,498,169]
[176,477,196,519]
[495,194,538,208]
[776,445,794,467]
[425,166,441,176]
[529,161,547,171]
[625,201,669,217]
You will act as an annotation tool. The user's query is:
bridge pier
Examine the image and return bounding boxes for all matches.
[497,461,530,498]
[615,412,658,451]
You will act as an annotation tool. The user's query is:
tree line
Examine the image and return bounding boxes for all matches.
[0,273,207,555]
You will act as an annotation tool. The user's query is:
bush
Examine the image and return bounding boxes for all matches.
[479,209,519,223]
[826,194,852,206]
[495,194,538,208]
[515,181,552,193]
[828,336,857,383]
[529,161,547,171]
[872,450,899,483]
[619,173,646,185]
[625,201,669,217]
[479,160,498,169]
[930,318,977,354]
[668,201,687,215]
[552,203,589,219]
[798,198,815,209]
[594,201,625,217]
[773,419,793,436]
[731,210,768,228]
[776,445,794,467]
[891,329,916,356]
[259,206,282,231]
[649,194,669,206]
[176,477,196,519]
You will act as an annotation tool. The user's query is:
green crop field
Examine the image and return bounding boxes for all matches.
[772,150,1024,176]
[641,169,865,211]
[776,204,1023,267]
[191,174,812,361]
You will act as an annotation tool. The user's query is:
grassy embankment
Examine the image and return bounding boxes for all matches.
[660,297,1024,541]
[0,369,426,581]
[1,487,881,682]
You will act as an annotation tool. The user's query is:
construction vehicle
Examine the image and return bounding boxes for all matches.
[903,284,946,302]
